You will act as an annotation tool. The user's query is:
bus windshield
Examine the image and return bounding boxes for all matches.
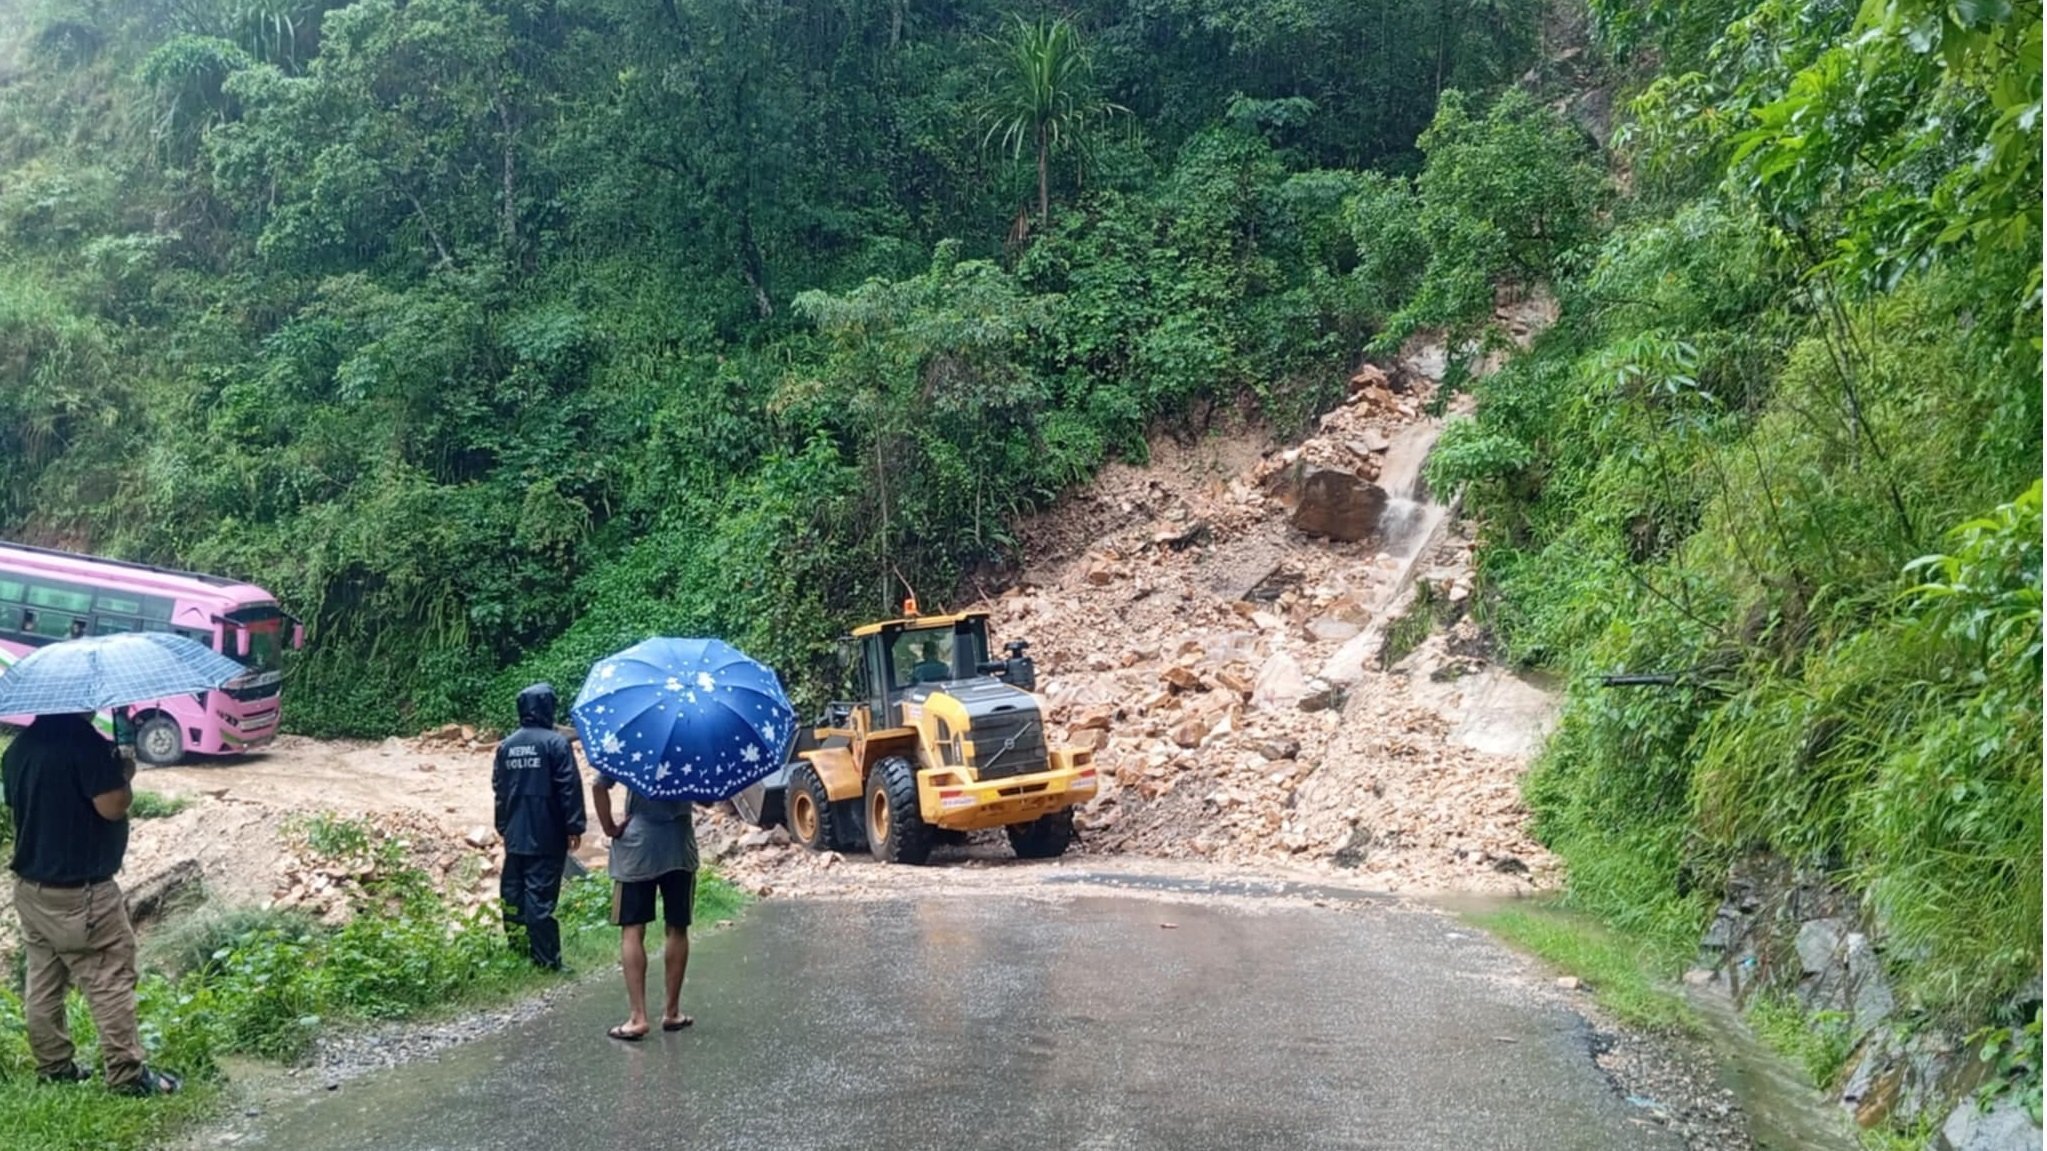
[227,608,286,674]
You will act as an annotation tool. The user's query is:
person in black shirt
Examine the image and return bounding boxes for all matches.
[3,713,180,1095]
[491,684,586,969]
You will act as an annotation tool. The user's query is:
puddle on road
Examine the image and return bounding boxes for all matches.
[1038,870,1393,905]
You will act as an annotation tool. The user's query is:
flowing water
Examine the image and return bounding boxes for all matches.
[1375,419,1447,572]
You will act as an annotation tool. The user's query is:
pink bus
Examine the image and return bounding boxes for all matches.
[0,542,302,765]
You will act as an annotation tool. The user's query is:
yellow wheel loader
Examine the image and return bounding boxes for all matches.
[732,604,1097,864]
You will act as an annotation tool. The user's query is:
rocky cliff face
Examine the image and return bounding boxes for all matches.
[1698,859,2042,1150]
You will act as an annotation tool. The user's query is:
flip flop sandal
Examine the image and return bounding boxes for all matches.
[661,1016,694,1032]
[607,1025,648,1042]
[37,1062,93,1084]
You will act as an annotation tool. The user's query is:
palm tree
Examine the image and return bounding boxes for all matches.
[979,15,1122,233]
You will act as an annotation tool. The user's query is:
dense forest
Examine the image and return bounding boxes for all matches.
[1421,0,2040,1043]
[0,0,2038,1115]
[0,0,1544,730]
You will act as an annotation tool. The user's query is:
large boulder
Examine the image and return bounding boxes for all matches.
[1940,1096,2042,1151]
[1252,651,1308,711]
[1290,466,1389,542]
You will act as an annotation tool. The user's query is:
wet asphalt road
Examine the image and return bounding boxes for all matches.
[241,892,1677,1151]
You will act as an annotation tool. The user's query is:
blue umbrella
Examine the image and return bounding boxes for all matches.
[571,637,797,802]
[0,632,249,715]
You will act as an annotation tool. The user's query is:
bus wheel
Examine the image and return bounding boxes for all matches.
[135,716,184,767]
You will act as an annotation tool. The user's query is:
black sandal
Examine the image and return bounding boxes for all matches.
[111,1066,182,1097]
[37,1062,92,1085]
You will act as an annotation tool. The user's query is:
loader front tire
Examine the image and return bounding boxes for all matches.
[1006,809,1075,859]
[865,757,932,865]
[786,763,835,852]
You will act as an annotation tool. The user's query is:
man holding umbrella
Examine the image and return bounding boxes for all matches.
[572,636,797,1042]
[2,713,178,1094]
[591,769,697,1040]
[0,632,242,1097]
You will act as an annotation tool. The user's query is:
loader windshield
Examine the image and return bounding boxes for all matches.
[894,630,955,687]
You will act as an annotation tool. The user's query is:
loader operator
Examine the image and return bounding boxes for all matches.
[910,639,950,684]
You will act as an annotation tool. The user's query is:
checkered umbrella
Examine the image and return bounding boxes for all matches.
[571,637,797,803]
[0,632,249,714]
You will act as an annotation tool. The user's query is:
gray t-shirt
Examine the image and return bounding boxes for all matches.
[599,776,698,882]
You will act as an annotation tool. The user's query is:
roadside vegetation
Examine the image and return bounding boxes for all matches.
[126,790,188,820]
[1417,0,2043,1132]
[0,813,744,1151]
[1469,904,1699,1035]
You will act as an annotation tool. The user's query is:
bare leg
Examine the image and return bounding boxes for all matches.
[660,924,690,1026]
[616,924,650,1036]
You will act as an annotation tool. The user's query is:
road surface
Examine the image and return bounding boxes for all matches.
[238,890,1678,1151]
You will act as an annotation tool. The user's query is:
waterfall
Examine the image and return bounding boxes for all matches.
[1375,422,1444,561]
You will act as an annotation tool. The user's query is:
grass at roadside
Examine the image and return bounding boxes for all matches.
[128,791,190,820]
[1466,901,1700,1035]
[0,1078,219,1151]
[1,813,748,1151]
[1746,992,1854,1090]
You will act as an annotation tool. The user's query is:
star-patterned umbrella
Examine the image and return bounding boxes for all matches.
[570,637,797,803]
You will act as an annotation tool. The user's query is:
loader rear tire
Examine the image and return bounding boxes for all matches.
[865,757,932,865]
[786,764,835,852]
[1007,810,1074,859]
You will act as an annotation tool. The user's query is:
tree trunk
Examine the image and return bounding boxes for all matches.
[399,186,452,267]
[1036,122,1049,230]
[496,95,519,266]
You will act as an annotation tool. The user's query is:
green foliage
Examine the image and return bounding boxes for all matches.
[1443,0,2042,1048]
[1375,88,1604,357]
[0,1073,216,1151]
[1849,483,2042,1015]
[1469,903,1701,1033]
[0,0,1543,735]
[1971,1010,2044,1126]
[1749,992,1856,1088]
[127,790,189,819]
[1377,579,1447,670]
[978,15,1125,230]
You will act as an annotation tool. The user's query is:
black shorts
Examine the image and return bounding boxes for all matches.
[611,869,695,928]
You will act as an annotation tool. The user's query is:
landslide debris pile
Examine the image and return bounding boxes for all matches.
[691,323,1561,895]
[979,357,1556,892]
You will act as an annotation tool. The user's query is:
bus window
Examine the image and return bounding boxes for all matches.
[93,616,142,636]
[95,593,145,616]
[0,578,22,602]
[26,585,91,614]
[0,604,21,632]
[175,627,214,649]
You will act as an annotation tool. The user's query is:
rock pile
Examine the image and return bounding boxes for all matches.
[658,337,1559,895]
[965,347,1556,892]
[268,810,505,922]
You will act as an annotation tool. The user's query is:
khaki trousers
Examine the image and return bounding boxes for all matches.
[13,877,145,1087]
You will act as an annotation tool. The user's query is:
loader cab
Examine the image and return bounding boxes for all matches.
[850,611,994,726]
